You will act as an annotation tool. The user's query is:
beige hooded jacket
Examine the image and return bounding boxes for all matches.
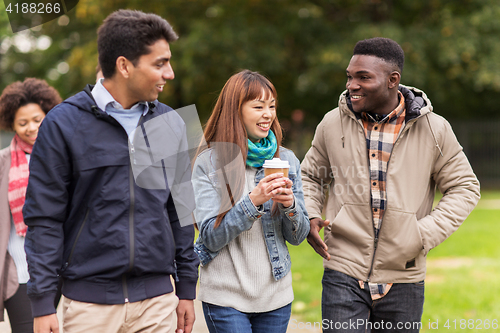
[301,85,480,283]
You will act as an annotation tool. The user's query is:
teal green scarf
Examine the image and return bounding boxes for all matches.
[246,130,278,167]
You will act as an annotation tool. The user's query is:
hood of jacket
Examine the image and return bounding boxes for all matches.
[335,85,437,151]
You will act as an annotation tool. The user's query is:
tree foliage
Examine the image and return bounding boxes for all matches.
[1,0,500,128]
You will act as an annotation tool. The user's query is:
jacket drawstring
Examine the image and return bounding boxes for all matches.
[340,113,345,148]
[425,114,444,157]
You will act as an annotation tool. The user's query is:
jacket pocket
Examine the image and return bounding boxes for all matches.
[62,207,90,273]
[373,209,424,271]
[325,203,374,268]
[159,208,177,265]
[133,208,177,275]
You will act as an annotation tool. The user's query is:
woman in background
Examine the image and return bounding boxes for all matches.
[193,70,310,333]
[0,78,62,333]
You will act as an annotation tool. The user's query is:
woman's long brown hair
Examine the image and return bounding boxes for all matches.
[197,70,283,228]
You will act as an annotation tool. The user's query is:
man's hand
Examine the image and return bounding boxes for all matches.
[307,217,331,260]
[175,299,195,333]
[34,313,59,333]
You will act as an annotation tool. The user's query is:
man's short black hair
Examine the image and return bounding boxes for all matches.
[97,9,178,78]
[353,37,404,73]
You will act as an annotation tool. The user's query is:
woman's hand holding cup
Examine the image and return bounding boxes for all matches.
[249,172,289,207]
[249,158,294,208]
[270,177,294,208]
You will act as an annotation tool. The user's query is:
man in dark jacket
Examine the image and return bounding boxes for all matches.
[23,10,199,333]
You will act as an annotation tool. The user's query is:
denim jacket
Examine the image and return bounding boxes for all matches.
[193,147,310,281]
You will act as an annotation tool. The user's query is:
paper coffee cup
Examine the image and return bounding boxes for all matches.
[263,158,290,178]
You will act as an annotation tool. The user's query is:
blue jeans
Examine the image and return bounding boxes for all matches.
[202,302,292,333]
[322,269,424,333]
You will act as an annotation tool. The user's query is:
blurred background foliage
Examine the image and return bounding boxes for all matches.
[1,0,500,141]
[2,2,500,327]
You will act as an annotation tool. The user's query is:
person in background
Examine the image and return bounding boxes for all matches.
[0,78,62,333]
[193,70,310,333]
[23,10,199,333]
[301,37,480,332]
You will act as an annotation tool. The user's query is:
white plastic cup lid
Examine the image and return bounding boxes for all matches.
[262,158,290,169]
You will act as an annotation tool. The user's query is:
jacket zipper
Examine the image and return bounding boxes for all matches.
[122,275,129,303]
[64,208,90,270]
[122,111,150,302]
[128,165,135,272]
[86,106,153,303]
[122,144,137,303]
[345,114,378,282]
[358,118,377,282]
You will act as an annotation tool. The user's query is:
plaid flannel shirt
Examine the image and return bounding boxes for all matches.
[358,91,406,300]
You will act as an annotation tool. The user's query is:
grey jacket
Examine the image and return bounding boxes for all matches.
[193,147,310,281]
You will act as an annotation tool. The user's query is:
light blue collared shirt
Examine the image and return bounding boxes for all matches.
[91,78,150,138]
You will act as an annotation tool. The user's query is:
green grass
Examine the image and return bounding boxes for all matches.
[289,191,500,332]
[289,237,324,321]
